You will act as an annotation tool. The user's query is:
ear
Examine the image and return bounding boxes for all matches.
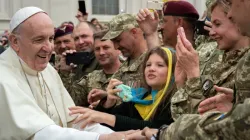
[175,17,184,28]
[9,34,20,52]
[130,28,137,35]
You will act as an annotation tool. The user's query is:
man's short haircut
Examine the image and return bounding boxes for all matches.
[76,21,97,33]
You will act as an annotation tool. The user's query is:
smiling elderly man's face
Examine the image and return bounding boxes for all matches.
[13,12,55,71]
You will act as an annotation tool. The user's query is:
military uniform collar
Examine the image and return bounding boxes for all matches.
[93,70,109,83]
[223,47,250,62]
[123,52,147,71]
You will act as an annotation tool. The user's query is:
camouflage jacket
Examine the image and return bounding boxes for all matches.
[67,70,111,107]
[195,37,218,74]
[235,51,250,103]
[160,99,250,140]
[160,52,250,140]
[59,53,101,92]
[171,47,250,120]
[112,52,147,88]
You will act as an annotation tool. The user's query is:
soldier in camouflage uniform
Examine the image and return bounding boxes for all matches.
[171,0,250,120]
[58,22,101,92]
[52,24,75,70]
[157,48,250,140]
[101,13,148,89]
[156,0,250,139]
[130,0,250,139]
[137,1,218,77]
[67,30,121,106]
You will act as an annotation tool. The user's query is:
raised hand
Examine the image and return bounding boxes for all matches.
[136,8,159,36]
[198,86,234,114]
[176,27,200,79]
[60,50,77,72]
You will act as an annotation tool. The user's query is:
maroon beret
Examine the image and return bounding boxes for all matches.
[54,24,74,39]
[163,0,199,19]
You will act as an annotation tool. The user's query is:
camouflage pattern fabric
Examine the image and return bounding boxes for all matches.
[235,51,250,103]
[161,98,250,140]
[195,35,219,74]
[112,52,147,89]
[102,13,139,40]
[160,52,250,140]
[171,47,250,120]
[67,70,111,107]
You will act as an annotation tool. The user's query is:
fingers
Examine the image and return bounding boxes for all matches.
[89,101,100,109]
[153,10,159,20]
[198,97,217,114]
[107,79,123,91]
[80,117,93,129]
[177,27,194,51]
[214,85,234,95]
[62,50,76,56]
[141,127,150,136]
[136,8,154,21]
[88,89,106,103]
[109,89,122,95]
[177,27,187,41]
[176,35,186,57]
[88,89,98,103]
[124,130,140,135]
[205,21,212,27]
[69,63,77,68]
[204,26,212,32]
[74,113,90,124]
[69,107,88,115]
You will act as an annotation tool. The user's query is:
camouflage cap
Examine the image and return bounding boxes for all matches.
[102,13,139,40]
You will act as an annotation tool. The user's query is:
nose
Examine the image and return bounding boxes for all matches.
[209,28,216,39]
[227,8,233,20]
[99,48,105,55]
[148,65,156,72]
[114,42,120,50]
[61,42,66,49]
[43,40,53,52]
[78,38,84,44]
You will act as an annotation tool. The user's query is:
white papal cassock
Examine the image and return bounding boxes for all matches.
[0,48,113,140]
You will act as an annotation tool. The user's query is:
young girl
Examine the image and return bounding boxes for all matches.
[69,47,176,131]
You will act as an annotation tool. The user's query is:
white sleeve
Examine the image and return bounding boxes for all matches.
[34,125,100,140]
[73,122,114,134]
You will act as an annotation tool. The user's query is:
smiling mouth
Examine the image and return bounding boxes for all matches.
[37,55,47,59]
[148,75,156,79]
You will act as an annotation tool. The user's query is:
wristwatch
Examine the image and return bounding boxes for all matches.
[154,125,168,140]
[202,79,214,97]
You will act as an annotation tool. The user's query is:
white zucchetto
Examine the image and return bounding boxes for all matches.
[10,7,45,33]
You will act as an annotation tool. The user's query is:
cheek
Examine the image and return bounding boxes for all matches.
[223,28,240,42]
[158,69,168,80]
[86,37,94,45]
[214,27,226,36]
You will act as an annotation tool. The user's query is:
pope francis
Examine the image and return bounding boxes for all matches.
[0,6,127,140]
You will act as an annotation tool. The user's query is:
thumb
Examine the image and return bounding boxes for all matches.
[214,85,233,95]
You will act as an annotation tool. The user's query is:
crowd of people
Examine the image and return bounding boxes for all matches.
[0,0,250,139]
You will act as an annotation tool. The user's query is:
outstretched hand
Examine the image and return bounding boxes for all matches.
[198,86,234,114]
